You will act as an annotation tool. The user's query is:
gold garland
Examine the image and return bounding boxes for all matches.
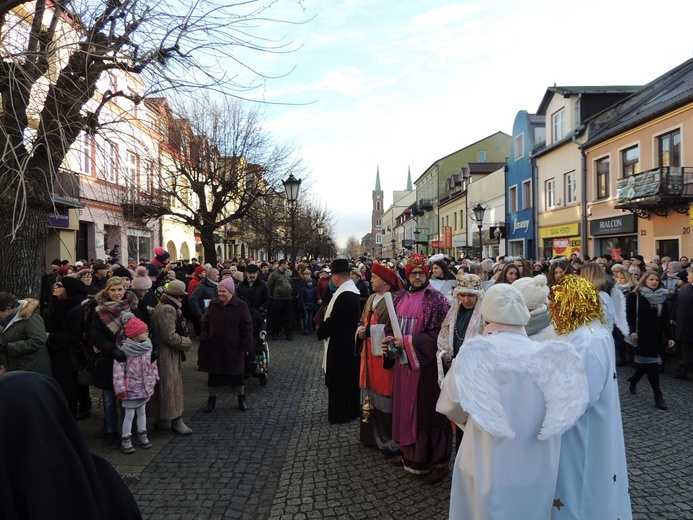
[549,274,605,335]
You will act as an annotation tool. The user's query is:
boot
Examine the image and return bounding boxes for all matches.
[655,393,668,411]
[121,435,135,454]
[171,417,193,435]
[627,377,637,395]
[137,430,152,449]
[238,394,248,412]
[203,396,216,413]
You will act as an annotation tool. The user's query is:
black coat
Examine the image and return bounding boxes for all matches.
[189,278,218,319]
[671,283,693,341]
[45,295,86,401]
[236,279,271,319]
[626,291,671,357]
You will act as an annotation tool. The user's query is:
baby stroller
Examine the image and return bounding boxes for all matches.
[245,309,269,386]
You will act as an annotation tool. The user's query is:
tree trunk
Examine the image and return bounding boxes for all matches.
[0,203,49,298]
[199,226,218,266]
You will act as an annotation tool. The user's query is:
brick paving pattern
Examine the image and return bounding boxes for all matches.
[79,334,693,519]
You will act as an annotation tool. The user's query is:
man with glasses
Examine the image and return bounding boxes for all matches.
[383,254,452,482]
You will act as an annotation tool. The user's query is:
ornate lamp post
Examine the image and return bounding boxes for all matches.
[391,238,396,256]
[317,223,324,259]
[413,228,420,254]
[283,174,302,270]
[473,203,486,260]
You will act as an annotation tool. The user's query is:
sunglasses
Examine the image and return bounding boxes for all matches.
[409,271,426,278]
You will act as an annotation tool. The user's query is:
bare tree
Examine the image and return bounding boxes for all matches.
[0,0,304,296]
[344,235,361,259]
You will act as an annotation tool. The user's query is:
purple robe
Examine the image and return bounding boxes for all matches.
[388,284,452,474]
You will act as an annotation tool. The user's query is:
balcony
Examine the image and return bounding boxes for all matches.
[419,198,434,210]
[409,203,425,217]
[51,169,83,208]
[615,166,693,218]
[121,187,170,221]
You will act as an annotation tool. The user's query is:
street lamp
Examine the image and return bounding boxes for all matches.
[391,238,396,255]
[473,203,486,259]
[326,237,332,259]
[316,224,324,259]
[413,228,420,254]
[283,174,302,270]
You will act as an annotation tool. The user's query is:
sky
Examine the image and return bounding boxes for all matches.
[235,0,693,249]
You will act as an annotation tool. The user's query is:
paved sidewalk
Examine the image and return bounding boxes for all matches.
[78,334,693,519]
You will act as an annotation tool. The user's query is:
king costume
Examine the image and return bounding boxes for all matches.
[386,256,451,477]
[357,263,402,457]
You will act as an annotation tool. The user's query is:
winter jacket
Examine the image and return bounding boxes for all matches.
[268,268,292,300]
[45,295,86,401]
[113,344,159,400]
[236,279,271,319]
[0,299,52,376]
[189,278,218,319]
[199,296,253,377]
[298,285,317,310]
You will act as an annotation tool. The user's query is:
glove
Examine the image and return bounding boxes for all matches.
[150,349,158,362]
[113,348,126,363]
[0,342,8,354]
[117,392,126,400]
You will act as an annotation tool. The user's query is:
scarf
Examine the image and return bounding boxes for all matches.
[96,299,131,335]
[0,306,20,330]
[639,287,669,317]
[119,337,152,358]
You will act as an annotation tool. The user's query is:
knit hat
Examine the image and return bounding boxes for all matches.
[371,262,400,289]
[163,279,187,297]
[677,271,689,282]
[92,262,108,272]
[51,258,62,267]
[145,263,160,277]
[153,246,171,266]
[667,261,683,273]
[219,277,235,294]
[58,277,87,297]
[221,269,232,276]
[512,274,550,311]
[480,284,530,326]
[480,258,494,273]
[428,253,445,264]
[350,267,361,277]
[452,273,484,297]
[111,266,132,280]
[404,254,430,278]
[132,266,152,290]
[194,265,206,276]
[124,316,148,338]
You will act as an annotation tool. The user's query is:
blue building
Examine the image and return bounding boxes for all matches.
[506,110,545,259]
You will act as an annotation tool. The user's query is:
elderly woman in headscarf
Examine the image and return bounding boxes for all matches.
[512,274,551,338]
[0,292,52,377]
[436,273,485,388]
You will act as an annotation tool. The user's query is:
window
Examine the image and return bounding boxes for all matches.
[477,150,486,162]
[622,145,639,177]
[102,141,118,183]
[545,178,556,209]
[81,133,93,176]
[522,180,532,209]
[125,152,138,185]
[376,200,381,211]
[460,210,464,229]
[509,185,518,212]
[454,212,457,230]
[514,133,525,160]
[553,109,566,142]
[376,233,382,244]
[565,172,577,204]
[375,219,381,227]
[658,130,681,167]
[596,157,610,199]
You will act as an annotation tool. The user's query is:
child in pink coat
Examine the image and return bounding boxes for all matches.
[113,313,159,454]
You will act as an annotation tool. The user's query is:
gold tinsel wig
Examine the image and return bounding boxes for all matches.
[549,274,605,335]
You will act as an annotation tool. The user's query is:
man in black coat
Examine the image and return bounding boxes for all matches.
[316,259,361,424]
[236,264,271,320]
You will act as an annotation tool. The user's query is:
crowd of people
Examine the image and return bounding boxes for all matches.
[1,245,689,518]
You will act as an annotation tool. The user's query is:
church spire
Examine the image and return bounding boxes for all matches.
[374,165,382,193]
[406,165,413,191]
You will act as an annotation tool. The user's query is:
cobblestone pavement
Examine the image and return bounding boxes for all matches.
[79,334,693,520]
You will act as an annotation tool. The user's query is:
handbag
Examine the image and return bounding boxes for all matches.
[625,295,639,347]
[313,305,326,327]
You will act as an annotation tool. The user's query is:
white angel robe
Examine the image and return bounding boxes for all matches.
[436,331,589,520]
[549,320,633,520]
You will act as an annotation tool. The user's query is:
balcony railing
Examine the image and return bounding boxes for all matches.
[419,198,434,210]
[615,166,693,218]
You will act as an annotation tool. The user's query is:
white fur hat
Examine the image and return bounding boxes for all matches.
[481,284,530,326]
[512,274,550,311]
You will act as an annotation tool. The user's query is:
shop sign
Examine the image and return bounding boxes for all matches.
[452,236,467,247]
[430,240,442,248]
[539,222,579,239]
[552,237,581,257]
[589,214,636,236]
[512,218,530,233]
[47,207,69,228]
[443,226,452,249]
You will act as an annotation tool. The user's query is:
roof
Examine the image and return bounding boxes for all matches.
[536,85,641,115]
[528,114,545,125]
[468,162,505,174]
[584,57,693,147]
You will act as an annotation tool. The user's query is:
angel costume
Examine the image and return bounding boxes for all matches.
[437,332,588,520]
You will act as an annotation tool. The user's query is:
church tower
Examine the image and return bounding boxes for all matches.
[371,166,384,256]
